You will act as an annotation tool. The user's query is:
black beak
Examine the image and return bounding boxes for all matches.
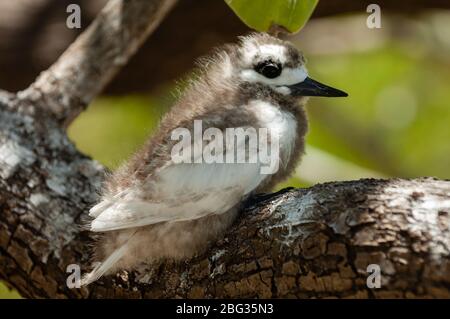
[288,77,348,97]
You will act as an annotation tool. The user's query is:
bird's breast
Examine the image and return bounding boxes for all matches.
[247,99,298,168]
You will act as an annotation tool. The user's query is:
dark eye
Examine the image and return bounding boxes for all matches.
[255,61,282,79]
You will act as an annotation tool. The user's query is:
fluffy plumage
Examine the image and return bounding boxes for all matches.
[82,33,311,285]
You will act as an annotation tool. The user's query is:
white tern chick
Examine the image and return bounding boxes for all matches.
[82,33,347,285]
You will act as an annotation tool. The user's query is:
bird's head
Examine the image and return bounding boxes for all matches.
[221,33,348,99]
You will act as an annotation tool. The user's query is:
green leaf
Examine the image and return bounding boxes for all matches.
[225,0,318,33]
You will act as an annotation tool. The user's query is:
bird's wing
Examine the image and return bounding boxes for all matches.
[90,129,271,232]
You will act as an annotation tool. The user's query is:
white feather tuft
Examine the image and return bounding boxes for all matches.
[81,234,134,286]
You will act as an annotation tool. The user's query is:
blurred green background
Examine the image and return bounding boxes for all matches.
[1,12,449,298]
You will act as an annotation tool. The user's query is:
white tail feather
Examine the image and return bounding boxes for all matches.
[81,233,135,286]
[89,190,129,217]
[89,200,113,217]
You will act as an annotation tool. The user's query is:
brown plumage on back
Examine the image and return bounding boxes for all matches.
[82,33,347,285]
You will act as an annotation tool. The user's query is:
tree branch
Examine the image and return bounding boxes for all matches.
[16,0,177,127]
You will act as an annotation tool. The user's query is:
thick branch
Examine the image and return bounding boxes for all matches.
[1,93,449,298]
[16,0,177,127]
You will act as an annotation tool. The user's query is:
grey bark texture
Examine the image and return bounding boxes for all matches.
[1,0,450,299]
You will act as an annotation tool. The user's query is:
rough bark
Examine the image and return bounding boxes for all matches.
[1,0,450,299]
[1,0,449,94]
